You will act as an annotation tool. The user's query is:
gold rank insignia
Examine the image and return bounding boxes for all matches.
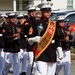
[28,27,33,35]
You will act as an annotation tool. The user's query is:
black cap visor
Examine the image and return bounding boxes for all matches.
[8,15,15,18]
[41,8,51,11]
[17,16,24,19]
[57,20,64,22]
[28,9,36,12]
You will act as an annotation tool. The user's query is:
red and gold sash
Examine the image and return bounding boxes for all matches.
[33,20,56,60]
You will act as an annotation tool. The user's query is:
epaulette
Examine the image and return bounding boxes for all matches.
[28,26,33,35]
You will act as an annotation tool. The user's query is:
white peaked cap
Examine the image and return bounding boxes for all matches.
[24,13,28,16]
[37,1,53,9]
[9,13,15,16]
[57,16,65,20]
[17,14,24,18]
[25,5,36,11]
[8,13,15,18]
[36,7,40,11]
[1,14,7,17]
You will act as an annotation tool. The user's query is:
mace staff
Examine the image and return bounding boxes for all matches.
[30,23,43,75]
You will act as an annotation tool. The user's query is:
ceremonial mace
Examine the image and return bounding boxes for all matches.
[37,23,44,36]
[30,23,43,75]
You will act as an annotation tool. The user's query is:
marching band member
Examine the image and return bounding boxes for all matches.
[0,14,6,75]
[17,14,27,75]
[27,1,63,75]
[2,13,20,75]
[25,4,37,75]
[55,16,72,75]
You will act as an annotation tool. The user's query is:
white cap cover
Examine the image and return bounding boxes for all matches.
[26,5,36,11]
[57,16,65,20]
[37,1,53,9]
[1,14,7,17]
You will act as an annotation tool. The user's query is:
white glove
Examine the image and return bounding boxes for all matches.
[57,47,63,60]
[28,36,41,45]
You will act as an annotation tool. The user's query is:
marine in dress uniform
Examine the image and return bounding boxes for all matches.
[25,5,37,75]
[27,1,63,75]
[2,13,20,75]
[17,14,27,75]
[55,16,72,75]
[0,14,6,75]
